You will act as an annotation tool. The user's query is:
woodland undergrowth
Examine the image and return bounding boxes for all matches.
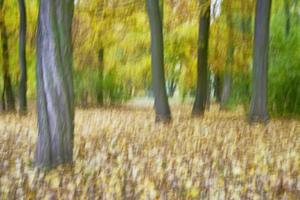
[0,105,299,199]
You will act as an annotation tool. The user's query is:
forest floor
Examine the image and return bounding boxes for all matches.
[0,103,299,199]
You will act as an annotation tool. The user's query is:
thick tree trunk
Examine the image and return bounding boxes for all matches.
[0,0,15,112]
[35,0,75,169]
[146,0,171,122]
[97,48,104,105]
[192,0,210,116]
[18,0,27,114]
[249,0,272,123]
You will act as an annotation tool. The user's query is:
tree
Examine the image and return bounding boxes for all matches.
[221,2,234,109]
[159,0,164,23]
[35,0,75,169]
[249,0,272,123]
[18,0,27,114]
[284,0,290,37]
[206,70,211,109]
[146,0,171,122]
[0,0,15,111]
[214,73,222,103]
[192,0,210,116]
[97,48,104,105]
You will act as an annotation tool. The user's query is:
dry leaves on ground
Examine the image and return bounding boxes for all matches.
[0,105,299,199]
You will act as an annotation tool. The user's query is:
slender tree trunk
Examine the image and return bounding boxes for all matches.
[146,0,171,122]
[240,10,252,61]
[0,0,15,111]
[35,0,75,169]
[213,22,221,104]
[159,0,164,24]
[284,0,291,37]
[97,48,104,105]
[293,0,300,24]
[220,71,232,108]
[192,0,210,116]
[0,0,3,112]
[220,4,234,109]
[249,0,272,123]
[168,79,176,97]
[240,10,252,109]
[18,0,27,114]
[214,73,222,103]
[206,70,211,109]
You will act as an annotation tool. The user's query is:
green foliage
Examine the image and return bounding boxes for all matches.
[103,67,131,103]
[224,72,251,111]
[268,7,300,116]
[74,67,130,106]
[211,0,300,116]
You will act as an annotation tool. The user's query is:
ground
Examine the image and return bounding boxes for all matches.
[0,103,299,199]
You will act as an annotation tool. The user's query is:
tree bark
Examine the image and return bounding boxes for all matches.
[97,48,104,105]
[249,0,272,123]
[284,0,291,37]
[18,0,27,114]
[0,0,15,111]
[206,70,211,110]
[146,0,171,122]
[220,71,232,108]
[35,0,75,169]
[220,3,234,109]
[168,79,176,97]
[159,0,164,25]
[192,0,210,116]
[214,73,222,103]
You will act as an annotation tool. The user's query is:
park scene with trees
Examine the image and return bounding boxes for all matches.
[0,0,299,199]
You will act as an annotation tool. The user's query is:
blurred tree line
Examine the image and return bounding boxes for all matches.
[0,0,299,116]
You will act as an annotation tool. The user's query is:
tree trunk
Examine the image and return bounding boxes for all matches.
[284,0,290,37]
[212,22,221,104]
[206,70,211,110]
[35,0,75,169]
[97,48,104,105]
[18,0,27,114]
[159,0,164,24]
[0,0,15,112]
[220,3,234,109]
[249,0,272,123]
[220,72,231,108]
[168,78,176,97]
[295,0,300,24]
[146,0,171,122]
[214,73,222,103]
[192,0,210,116]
